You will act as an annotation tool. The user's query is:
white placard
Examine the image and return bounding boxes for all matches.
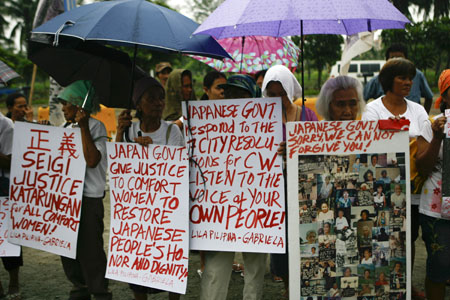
[105,143,189,294]
[9,122,85,258]
[183,98,285,253]
[287,121,411,300]
[0,197,20,256]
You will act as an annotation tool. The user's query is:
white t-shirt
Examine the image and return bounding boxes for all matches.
[362,97,429,205]
[391,192,406,208]
[419,114,448,219]
[0,112,14,180]
[66,118,107,198]
[335,216,349,230]
[126,120,184,147]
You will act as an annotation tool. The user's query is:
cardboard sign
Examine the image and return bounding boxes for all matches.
[183,98,285,253]
[0,197,20,257]
[105,143,189,294]
[287,121,411,300]
[8,122,85,258]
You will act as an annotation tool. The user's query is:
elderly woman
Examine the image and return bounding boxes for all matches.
[316,75,365,121]
[415,69,450,300]
[362,57,429,299]
[116,77,183,300]
[262,65,317,123]
[261,65,317,290]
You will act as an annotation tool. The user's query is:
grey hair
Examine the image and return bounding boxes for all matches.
[316,76,365,120]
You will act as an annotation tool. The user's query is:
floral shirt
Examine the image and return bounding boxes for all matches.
[419,114,449,220]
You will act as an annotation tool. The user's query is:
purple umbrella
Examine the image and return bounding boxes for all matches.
[193,0,410,104]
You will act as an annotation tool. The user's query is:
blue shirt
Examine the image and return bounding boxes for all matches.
[363,69,433,103]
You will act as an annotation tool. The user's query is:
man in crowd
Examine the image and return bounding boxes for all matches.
[155,62,172,88]
[363,44,433,113]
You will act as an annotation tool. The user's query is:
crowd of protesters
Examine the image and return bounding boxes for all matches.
[0,43,449,300]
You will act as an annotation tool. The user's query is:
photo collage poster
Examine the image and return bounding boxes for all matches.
[286,121,411,300]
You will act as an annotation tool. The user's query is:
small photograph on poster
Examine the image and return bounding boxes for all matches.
[299,173,317,201]
[355,182,374,206]
[357,221,374,248]
[299,200,317,224]
[335,208,351,233]
[334,189,356,209]
[375,210,390,227]
[375,168,400,186]
[368,153,388,168]
[317,174,334,200]
[390,208,406,232]
[373,242,390,267]
[300,223,319,245]
[373,183,388,211]
[300,279,315,297]
[373,226,390,242]
[351,206,375,226]
[340,275,358,297]
[389,183,406,209]
[316,200,335,222]
[389,232,406,258]
[300,244,319,257]
[359,246,373,265]
[301,257,319,280]
[390,258,406,291]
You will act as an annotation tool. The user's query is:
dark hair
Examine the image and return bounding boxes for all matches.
[6,93,26,109]
[360,209,370,217]
[224,86,252,99]
[363,169,374,181]
[440,87,450,113]
[254,70,267,81]
[200,71,226,100]
[378,58,416,94]
[6,93,26,118]
[385,44,408,60]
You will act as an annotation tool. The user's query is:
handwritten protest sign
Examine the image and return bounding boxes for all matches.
[8,122,85,258]
[183,98,285,253]
[105,143,189,294]
[287,121,411,299]
[0,197,20,257]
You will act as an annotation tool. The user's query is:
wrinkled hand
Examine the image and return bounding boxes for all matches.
[277,141,286,160]
[134,136,153,146]
[117,109,132,132]
[25,106,34,121]
[75,108,89,128]
[431,116,446,139]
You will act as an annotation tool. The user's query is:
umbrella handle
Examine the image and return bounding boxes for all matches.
[53,20,75,46]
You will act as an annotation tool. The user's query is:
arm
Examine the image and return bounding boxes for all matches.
[0,153,11,170]
[76,110,102,168]
[116,109,132,142]
[416,116,446,176]
[424,97,432,114]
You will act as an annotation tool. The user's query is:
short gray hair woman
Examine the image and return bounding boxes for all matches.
[316,75,365,121]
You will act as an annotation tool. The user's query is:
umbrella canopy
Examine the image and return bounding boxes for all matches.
[0,60,20,86]
[191,36,300,74]
[32,0,230,60]
[194,0,409,38]
[193,0,409,105]
[28,39,146,109]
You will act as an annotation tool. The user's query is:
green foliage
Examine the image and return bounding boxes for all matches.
[190,0,224,22]
[303,35,343,88]
[381,18,450,84]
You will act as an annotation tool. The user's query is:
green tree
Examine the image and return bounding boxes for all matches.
[3,0,39,53]
[303,35,343,88]
[190,0,223,22]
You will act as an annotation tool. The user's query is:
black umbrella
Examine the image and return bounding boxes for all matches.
[28,38,146,109]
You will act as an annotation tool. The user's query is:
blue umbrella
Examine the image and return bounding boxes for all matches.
[32,0,230,59]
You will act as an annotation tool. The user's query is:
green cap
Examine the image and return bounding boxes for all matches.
[58,80,99,113]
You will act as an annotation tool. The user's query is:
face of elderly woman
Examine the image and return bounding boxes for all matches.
[329,88,359,121]
[138,86,165,119]
[266,81,289,103]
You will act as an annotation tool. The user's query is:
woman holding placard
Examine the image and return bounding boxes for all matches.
[415,69,450,300]
[116,76,183,300]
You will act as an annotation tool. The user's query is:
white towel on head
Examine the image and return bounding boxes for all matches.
[261,65,302,103]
